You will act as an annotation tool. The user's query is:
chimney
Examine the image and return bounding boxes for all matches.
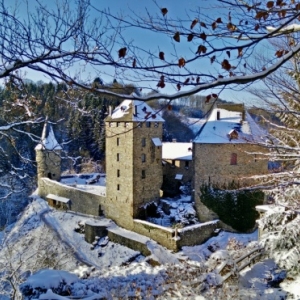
[172,138,177,143]
[217,110,220,120]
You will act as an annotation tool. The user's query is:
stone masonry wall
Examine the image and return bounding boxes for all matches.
[105,121,135,229]
[133,219,220,251]
[162,159,193,195]
[132,122,163,216]
[105,120,163,230]
[36,150,61,182]
[133,219,177,251]
[177,220,220,248]
[193,143,268,222]
[38,178,105,216]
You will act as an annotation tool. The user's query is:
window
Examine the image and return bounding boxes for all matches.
[185,161,189,169]
[117,153,120,161]
[142,138,146,147]
[117,137,120,146]
[230,153,237,165]
[142,170,146,179]
[141,153,146,163]
[154,122,159,128]
[171,160,175,168]
[117,169,120,177]
[254,154,257,162]
[117,184,120,191]
[116,122,120,127]
[146,122,151,128]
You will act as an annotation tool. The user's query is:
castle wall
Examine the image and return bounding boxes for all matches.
[38,178,105,216]
[133,219,220,251]
[193,143,268,221]
[133,219,177,250]
[177,220,219,248]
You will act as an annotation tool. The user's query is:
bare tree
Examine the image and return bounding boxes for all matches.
[0,0,299,101]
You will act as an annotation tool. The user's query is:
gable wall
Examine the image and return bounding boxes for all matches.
[193,143,268,221]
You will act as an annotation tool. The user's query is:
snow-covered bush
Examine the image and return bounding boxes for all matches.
[258,186,300,276]
[200,185,264,232]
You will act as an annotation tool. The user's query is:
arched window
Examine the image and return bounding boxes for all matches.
[230,153,237,165]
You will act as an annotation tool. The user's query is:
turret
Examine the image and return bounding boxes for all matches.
[35,120,62,182]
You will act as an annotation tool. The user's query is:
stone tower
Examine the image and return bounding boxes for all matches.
[35,120,62,183]
[105,99,164,229]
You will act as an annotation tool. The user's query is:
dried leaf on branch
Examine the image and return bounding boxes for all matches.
[161,8,168,16]
[173,32,180,42]
[118,47,127,58]
[178,57,186,68]
[190,19,198,29]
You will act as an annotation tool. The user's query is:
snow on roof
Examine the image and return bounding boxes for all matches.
[46,193,70,203]
[35,122,62,150]
[194,107,265,144]
[106,99,165,122]
[162,142,192,160]
[175,174,183,180]
[152,137,162,146]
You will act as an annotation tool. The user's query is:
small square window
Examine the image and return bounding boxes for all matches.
[142,170,146,179]
[185,161,189,168]
[146,122,151,128]
[154,122,159,128]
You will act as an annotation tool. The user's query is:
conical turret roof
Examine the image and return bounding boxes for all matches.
[35,120,62,150]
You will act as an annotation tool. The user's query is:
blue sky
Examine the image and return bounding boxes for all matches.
[6,0,269,107]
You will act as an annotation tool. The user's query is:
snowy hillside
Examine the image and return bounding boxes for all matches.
[0,197,298,299]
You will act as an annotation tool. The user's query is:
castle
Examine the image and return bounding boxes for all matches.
[35,100,268,250]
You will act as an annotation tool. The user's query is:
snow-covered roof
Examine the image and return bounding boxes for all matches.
[152,137,162,146]
[194,107,265,144]
[162,142,193,160]
[35,122,62,150]
[46,194,70,203]
[175,174,183,180]
[105,99,164,122]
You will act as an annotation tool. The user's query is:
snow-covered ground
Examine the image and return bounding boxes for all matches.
[1,197,299,299]
[60,173,106,196]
